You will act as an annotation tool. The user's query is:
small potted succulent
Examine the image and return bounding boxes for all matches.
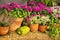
[39,16,50,32]
[0,22,9,35]
[26,14,40,32]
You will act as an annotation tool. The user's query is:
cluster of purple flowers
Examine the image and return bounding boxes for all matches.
[0,1,53,22]
[26,14,38,22]
[27,1,52,14]
[0,2,21,11]
[0,1,52,13]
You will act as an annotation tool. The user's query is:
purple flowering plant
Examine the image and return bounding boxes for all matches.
[27,1,52,16]
[26,14,41,24]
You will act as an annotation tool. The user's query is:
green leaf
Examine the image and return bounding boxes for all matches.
[44,0,50,6]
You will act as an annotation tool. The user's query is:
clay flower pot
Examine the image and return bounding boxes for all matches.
[30,24,38,32]
[10,18,23,31]
[39,25,47,32]
[0,26,9,35]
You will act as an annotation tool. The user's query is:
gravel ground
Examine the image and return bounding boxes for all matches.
[0,32,59,40]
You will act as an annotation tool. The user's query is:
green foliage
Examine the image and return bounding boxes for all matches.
[0,22,10,27]
[49,27,60,40]
[34,0,56,6]
[30,15,40,24]
[39,16,50,25]
[9,8,30,18]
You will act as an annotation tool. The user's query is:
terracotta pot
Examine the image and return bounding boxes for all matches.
[9,18,23,31]
[0,26,9,35]
[39,25,47,32]
[30,24,38,32]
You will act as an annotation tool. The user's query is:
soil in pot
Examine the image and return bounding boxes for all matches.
[30,24,38,32]
[0,26,9,36]
[39,25,47,33]
[9,18,23,31]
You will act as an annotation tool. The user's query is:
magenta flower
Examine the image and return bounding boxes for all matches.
[0,6,1,8]
[26,17,30,23]
[27,1,35,6]
[10,2,18,6]
[0,3,12,11]
[9,2,20,9]
[20,4,26,8]
[40,14,45,16]
[44,7,52,14]
[26,14,38,22]
[57,14,60,19]
[25,6,32,12]
[32,14,37,16]
[33,6,42,12]
[36,2,46,9]
[12,4,20,8]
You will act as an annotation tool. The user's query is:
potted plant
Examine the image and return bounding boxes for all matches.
[39,16,50,32]
[9,8,24,31]
[0,22,9,35]
[0,5,12,35]
[26,14,40,32]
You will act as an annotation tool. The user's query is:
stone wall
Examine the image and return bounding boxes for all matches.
[0,0,27,5]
